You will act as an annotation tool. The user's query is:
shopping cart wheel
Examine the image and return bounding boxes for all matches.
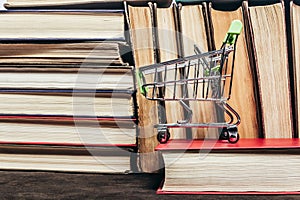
[219,127,229,140]
[157,128,170,144]
[219,126,239,144]
[227,126,239,144]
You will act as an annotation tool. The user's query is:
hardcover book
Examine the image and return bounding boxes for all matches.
[0,10,125,41]
[157,139,300,194]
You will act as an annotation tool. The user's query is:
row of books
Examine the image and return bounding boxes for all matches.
[0,0,140,173]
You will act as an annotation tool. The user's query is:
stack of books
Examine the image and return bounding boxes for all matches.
[0,0,138,173]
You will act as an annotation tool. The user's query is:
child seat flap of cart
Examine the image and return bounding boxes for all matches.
[137,20,243,144]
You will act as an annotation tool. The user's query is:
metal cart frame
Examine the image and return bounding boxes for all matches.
[137,20,243,144]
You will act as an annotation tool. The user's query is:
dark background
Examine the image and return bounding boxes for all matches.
[0,170,299,199]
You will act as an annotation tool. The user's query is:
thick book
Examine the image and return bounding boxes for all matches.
[155,4,186,139]
[0,145,137,173]
[0,10,125,41]
[209,1,259,138]
[246,1,293,138]
[291,0,300,136]
[0,42,129,66]
[127,4,161,172]
[177,2,218,139]
[0,91,134,117]
[0,67,133,89]
[0,118,136,146]
[156,139,300,194]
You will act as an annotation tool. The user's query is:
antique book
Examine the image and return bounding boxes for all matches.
[0,145,136,173]
[0,119,136,146]
[0,67,133,89]
[157,139,300,194]
[0,42,129,66]
[247,1,293,138]
[209,1,259,138]
[291,0,300,136]
[178,2,218,139]
[0,92,134,117]
[155,4,185,139]
[0,10,125,40]
[127,5,161,172]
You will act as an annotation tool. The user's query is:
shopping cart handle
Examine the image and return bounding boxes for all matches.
[136,69,147,96]
[223,20,243,45]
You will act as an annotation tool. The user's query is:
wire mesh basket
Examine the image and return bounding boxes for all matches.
[137,20,243,144]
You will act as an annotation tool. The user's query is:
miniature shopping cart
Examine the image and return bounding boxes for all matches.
[137,20,243,144]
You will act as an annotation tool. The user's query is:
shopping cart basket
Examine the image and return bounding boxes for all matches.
[136,20,242,144]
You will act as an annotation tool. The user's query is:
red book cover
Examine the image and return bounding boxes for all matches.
[156,138,300,151]
[157,182,300,195]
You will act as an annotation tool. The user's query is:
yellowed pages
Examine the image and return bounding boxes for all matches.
[0,42,125,65]
[180,4,218,139]
[0,153,131,173]
[211,7,258,138]
[156,6,185,139]
[0,12,124,40]
[128,5,160,172]
[291,2,300,136]
[162,152,300,192]
[0,121,136,145]
[249,3,292,138]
